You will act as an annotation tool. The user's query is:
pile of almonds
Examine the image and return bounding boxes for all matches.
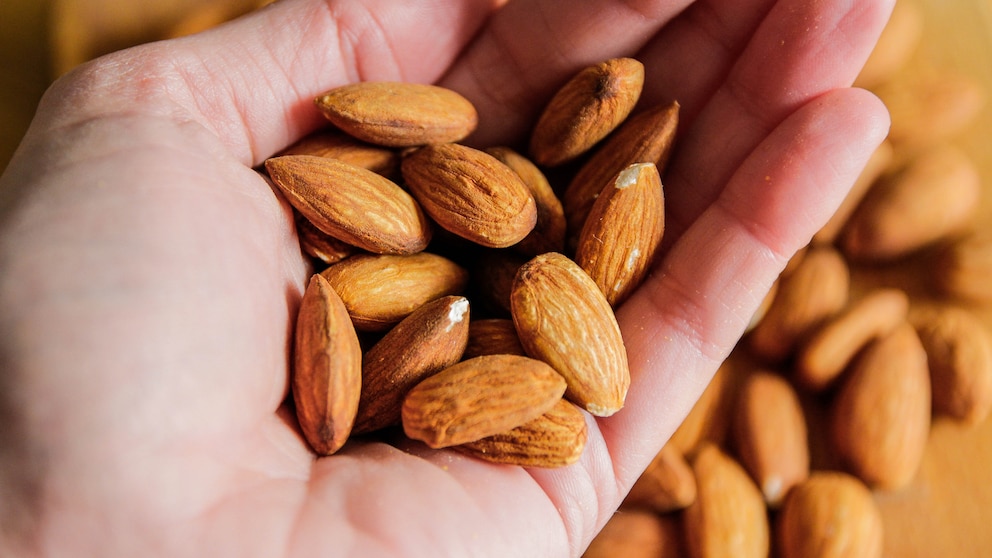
[585,1,992,557]
[265,57,679,466]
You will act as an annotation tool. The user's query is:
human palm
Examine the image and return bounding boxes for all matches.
[0,0,892,556]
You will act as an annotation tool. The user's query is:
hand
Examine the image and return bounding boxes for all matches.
[0,0,892,556]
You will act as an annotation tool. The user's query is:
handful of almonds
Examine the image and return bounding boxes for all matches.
[266,57,678,467]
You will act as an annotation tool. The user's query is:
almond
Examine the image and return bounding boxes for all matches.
[683,443,770,558]
[911,304,992,426]
[931,230,992,304]
[853,0,924,89]
[776,472,884,558]
[265,155,431,255]
[401,354,567,448]
[840,145,981,262]
[454,398,588,468]
[668,362,730,455]
[530,57,645,167]
[314,82,478,147]
[401,143,538,248]
[574,162,665,307]
[319,252,469,331]
[292,274,363,455]
[563,100,679,247]
[624,443,697,513]
[510,252,630,416]
[731,370,809,507]
[294,211,355,265]
[812,140,894,246]
[794,288,910,391]
[277,128,400,178]
[584,510,685,558]
[830,322,931,490]
[353,296,471,434]
[463,318,526,360]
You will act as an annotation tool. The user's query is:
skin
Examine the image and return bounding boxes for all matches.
[0,0,892,556]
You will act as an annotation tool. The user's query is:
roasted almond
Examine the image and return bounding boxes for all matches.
[401,354,567,448]
[463,318,526,360]
[584,510,686,558]
[314,82,478,147]
[294,211,355,265]
[530,57,645,167]
[511,252,630,416]
[353,296,471,434]
[293,274,363,455]
[401,143,538,248]
[265,155,431,255]
[624,443,697,513]
[319,252,469,331]
[277,128,400,178]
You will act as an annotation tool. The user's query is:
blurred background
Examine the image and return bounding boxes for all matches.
[3,0,992,556]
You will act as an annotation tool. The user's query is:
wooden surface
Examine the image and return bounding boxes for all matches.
[3,1,992,556]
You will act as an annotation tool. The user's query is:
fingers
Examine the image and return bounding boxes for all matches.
[602,87,890,487]
[36,0,501,166]
[438,0,694,147]
[658,0,896,241]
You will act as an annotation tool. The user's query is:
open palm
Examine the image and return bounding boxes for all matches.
[0,0,892,556]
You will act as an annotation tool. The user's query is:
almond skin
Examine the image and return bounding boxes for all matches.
[314,82,478,147]
[684,443,770,558]
[931,230,992,304]
[454,399,588,468]
[584,510,686,558]
[294,211,355,265]
[529,57,645,167]
[510,252,630,417]
[401,143,538,248]
[401,354,567,448]
[777,472,884,558]
[624,443,697,513]
[265,155,431,255]
[293,274,363,456]
[353,296,471,434]
[277,128,400,178]
[463,318,526,360]
[574,162,665,307]
[485,146,566,257]
[830,322,932,490]
[319,252,469,332]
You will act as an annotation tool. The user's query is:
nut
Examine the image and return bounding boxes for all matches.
[624,443,697,513]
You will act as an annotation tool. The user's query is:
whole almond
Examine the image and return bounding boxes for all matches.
[485,146,567,257]
[574,162,665,307]
[776,472,884,558]
[840,145,981,262]
[454,398,588,468]
[624,443,697,513]
[401,143,538,248]
[911,304,992,426]
[353,296,471,434]
[731,370,809,507]
[314,82,478,147]
[463,318,526,360]
[830,322,931,490]
[795,288,910,391]
[530,57,645,167]
[748,246,850,363]
[668,362,730,455]
[510,252,630,416]
[584,510,686,558]
[563,100,679,247]
[931,230,992,304]
[277,128,400,178]
[265,155,431,255]
[293,274,362,455]
[683,443,770,558]
[401,354,567,448]
[294,211,355,265]
[319,252,469,331]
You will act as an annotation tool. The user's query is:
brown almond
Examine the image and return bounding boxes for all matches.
[454,399,588,468]
[511,252,630,416]
[683,443,770,558]
[668,362,731,455]
[795,288,910,391]
[748,246,850,363]
[841,145,981,262]
[265,155,431,255]
[574,162,665,307]
[401,143,538,248]
[530,57,645,167]
[353,296,471,434]
[319,252,469,331]
[463,318,526,360]
[812,140,894,246]
[401,354,567,448]
[278,128,400,178]
[731,370,810,507]
[853,0,924,89]
[777,472,884,558]
[624,443,697,513]
[830,322,931,490]
[911,304,992,426]
[584,510,686,558]
[292,274,363,455]
[931,230,992,304]
[485,146,567,256]
[314,82,478,147]
[563,101,679,247]
[294,211,355,265]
